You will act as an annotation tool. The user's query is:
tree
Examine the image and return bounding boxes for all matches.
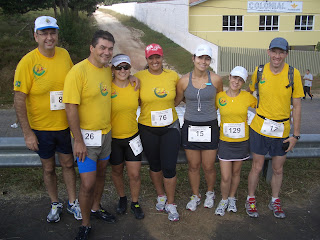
[316,42,320,52]
[0,0,54,14]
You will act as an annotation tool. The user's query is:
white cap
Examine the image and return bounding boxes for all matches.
[34,16,59,32]
[111,54,131,67]
[230,66,248,82]
[195,44,212,58]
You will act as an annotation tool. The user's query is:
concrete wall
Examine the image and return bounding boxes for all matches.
[99,0,219,72]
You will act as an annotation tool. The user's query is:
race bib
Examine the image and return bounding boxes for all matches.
[260,119,284,137]
[151,108,173,126]
[188,126,211,142]
[50,91,65,110]
[129,135,143,156]
[247,110,255,126]
[81,129,102,146]
[223,122,245,139]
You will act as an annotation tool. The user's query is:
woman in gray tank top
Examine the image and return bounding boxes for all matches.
[175,44,223,212]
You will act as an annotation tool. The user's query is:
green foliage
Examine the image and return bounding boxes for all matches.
[316,42,320,52]
[68,0,100,15]
[0,0,54,14]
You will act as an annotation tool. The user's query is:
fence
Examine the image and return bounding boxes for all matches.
[1,135,319,183]
[218,46,320,76]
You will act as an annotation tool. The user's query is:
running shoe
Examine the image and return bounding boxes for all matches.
[47,202,63,223]
[245,197,259,218]
[116,196,127,214]
[75,225,91,240]
[67,199,82,220]
[204,191,215,208]
[165,204,179,221]
[156,195,167,211]
[131,202,145,219]
[227,197,237,213]
[268,199,286,219]
[215,199,228,216]
[91,206,116,223]
[186,194,201,211]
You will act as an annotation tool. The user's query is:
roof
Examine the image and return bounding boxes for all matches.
[189,0,208,6]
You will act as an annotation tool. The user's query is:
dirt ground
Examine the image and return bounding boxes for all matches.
[1,10,319,240]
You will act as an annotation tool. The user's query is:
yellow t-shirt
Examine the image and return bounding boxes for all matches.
[249,63,304,138]
[111,82,139,139]
[216,91,257,142]
[134,69,179,127]
[63,59,112,134]
[13,47,73,131]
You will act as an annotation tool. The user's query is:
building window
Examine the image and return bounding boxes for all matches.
[295,15,313,31]
[222,15,243,31]
[259,15,278,31]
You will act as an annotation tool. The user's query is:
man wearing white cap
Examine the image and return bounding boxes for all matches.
[246,37,304,219]
[14,16,81,223]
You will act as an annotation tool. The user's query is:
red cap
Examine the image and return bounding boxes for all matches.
[145,43,163,58]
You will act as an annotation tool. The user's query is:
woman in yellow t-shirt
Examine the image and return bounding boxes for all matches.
[109,54,144,219]
[215,66,257,216]
[134,44,180,222]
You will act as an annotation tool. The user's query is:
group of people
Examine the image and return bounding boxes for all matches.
[13,15,304,240]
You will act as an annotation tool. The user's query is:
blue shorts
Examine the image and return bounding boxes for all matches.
[249,128,288,157]
[33,128,72,159]
[77,155,110,174]
[75,131,112,173]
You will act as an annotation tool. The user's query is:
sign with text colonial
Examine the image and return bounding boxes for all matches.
[247,1,303,13]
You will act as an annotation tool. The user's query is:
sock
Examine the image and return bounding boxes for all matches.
[131,201,139,207]
[228,197,236,200]
[271,197,279,202]
[247,195,255,201]
[221,199,228,203]
[120,196,127,202]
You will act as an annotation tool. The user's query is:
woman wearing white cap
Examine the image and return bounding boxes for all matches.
[214,66,257,216]
[134,44,181,221]
[109,54,144,219]
[175,44,223,212]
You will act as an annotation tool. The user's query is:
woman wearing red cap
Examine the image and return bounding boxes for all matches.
[175,44,223,212]
[134,43,180,221]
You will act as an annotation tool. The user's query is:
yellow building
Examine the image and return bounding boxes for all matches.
[189,0,320,50]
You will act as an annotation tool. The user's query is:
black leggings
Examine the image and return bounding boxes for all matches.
[138,122,180,178]
[303,86,312,98]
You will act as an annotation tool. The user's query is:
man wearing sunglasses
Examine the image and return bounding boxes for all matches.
[13,16,81,223]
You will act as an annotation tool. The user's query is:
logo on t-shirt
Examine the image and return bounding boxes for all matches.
[33,64,46,78]
[260,75,266,84]
[14,81,21,87]
[154,87,167,98]
[218,97,227,106]
[111,88,117,98]
[100,83,109,96]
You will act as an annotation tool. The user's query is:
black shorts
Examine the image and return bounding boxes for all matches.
[110,132,142,165]
[33,128,72,159]
[181,119,219,150]
[249,128,288,157]
[218,140,250,161]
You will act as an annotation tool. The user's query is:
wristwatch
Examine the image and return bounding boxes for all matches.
[293,134,300,140]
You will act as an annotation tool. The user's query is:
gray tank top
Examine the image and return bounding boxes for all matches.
[184,71,217,122]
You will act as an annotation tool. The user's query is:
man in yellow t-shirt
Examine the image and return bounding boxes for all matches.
[13,16,81,223]
[64,30,116,240]
[246,37,304,219]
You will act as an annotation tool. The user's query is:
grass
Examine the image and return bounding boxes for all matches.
[99,8,194,75]
[1,158,319,208]
[0,9,97,105]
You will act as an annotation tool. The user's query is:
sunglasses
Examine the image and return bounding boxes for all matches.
[114,65,131,71]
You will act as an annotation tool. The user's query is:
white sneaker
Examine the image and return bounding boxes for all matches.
[156,195,167,211]
[215,199,228,216]
[67,199,82,220]
[204,191,215,208]
[165,204,179,221]
[227,197,237,213]
[186,194,201,211]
